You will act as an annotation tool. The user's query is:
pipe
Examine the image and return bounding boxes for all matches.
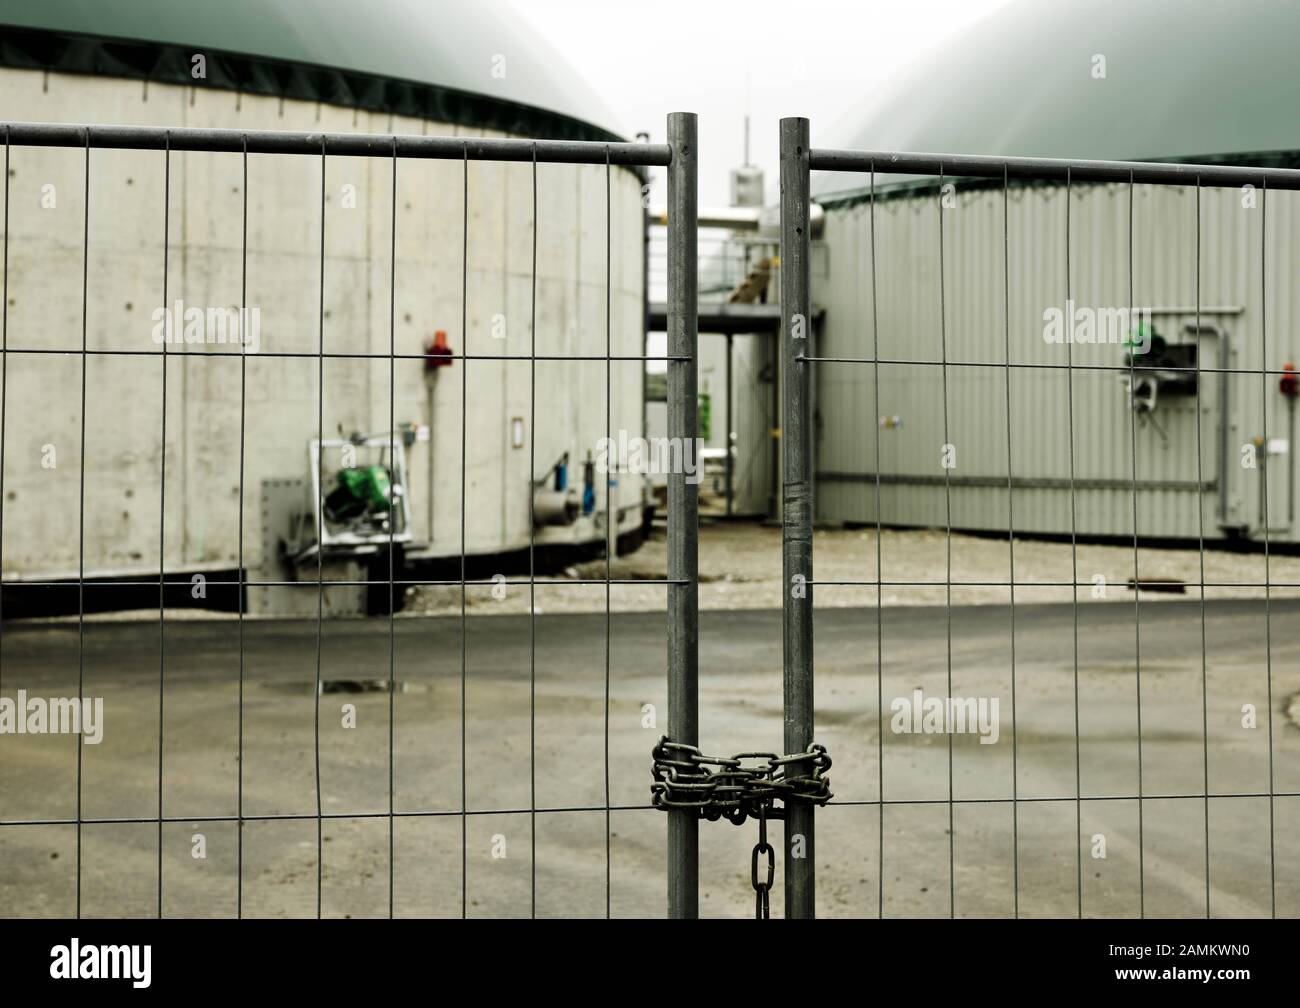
[770,343,780,521]
[640,134,651,529]
[1217,328,1231,526]
[1183,323,1231,528]
[532,488,579,526]
[426,380,436,545]
[1290,397,1296,527]
[650,202,825,238]
[726,333,734,517]
[651,204,759,230]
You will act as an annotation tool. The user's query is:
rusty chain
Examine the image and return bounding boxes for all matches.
[752,803,775,918]
[650,737,831,918]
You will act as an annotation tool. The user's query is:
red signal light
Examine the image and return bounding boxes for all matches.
[1280,362,1298,398]
[425,330,453,372]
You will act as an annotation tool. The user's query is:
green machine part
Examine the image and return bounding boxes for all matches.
[323,465,393,523]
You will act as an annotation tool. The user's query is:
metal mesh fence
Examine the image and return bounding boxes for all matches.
[7,109,1297,920]
[779,118,1300,918]
[0,117,696,918]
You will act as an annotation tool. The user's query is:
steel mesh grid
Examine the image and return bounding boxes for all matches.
[0,120,688,919]
[787,133,1300,918]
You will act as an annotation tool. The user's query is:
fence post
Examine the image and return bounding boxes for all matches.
[779,116,816,919]
[666,111,699,919]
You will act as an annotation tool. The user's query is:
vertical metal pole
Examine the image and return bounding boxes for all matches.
[770,349,780,521]
[780,116,815,919]
[666,111,699,919]
[726,332,734,516]
[641,136,652,523]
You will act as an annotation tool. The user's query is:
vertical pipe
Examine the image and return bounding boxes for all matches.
[666,111,699,919]
[1218,330,1230,525]
[1288,397,1295,527]
[426,377,436,542]
[770,352,780,521]
[726,333,734,516]
[780,117,815,919]
[641,135,651,526]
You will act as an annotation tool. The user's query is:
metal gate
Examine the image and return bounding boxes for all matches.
[0,114,695,918]
[5,110,1299,919]
[774,116,1300,918]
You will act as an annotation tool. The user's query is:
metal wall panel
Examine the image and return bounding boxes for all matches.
[816,178,1300,542]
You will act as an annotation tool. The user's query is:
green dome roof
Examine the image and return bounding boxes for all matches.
[0,0,625,142]
[815,0,1300,197]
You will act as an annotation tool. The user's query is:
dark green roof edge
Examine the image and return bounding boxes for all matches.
[0,24,647,180]
[815,150,1300,211]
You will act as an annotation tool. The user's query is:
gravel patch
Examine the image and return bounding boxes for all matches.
[401,521,1300,616]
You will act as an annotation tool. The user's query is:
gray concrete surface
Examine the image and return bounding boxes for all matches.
[0,598,1297,918]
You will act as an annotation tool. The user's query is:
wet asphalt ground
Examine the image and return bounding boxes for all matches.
[0,598,1297,918]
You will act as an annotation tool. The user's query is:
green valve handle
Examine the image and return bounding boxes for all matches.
[323,465,392,523]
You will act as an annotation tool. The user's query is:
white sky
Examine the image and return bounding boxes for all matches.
[507,0,1017,207]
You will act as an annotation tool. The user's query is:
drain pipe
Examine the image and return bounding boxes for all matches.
[1284,392,1294,528]
[426,379,435,541]
[423,330,455,543]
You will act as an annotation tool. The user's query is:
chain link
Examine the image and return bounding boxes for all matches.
[651,736,831,919]
[751,802,774,918]
[650,737,833,824]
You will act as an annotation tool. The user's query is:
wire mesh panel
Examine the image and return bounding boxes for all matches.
[0,118,695,918]
[781,118,1300,919]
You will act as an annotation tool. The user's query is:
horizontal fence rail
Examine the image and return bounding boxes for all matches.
[810,148,1300,190]
[2,121,671,166]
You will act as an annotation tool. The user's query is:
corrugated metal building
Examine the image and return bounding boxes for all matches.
[813,0,1300,543]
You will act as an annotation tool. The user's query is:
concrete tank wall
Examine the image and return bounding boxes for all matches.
[0,69,646,581]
